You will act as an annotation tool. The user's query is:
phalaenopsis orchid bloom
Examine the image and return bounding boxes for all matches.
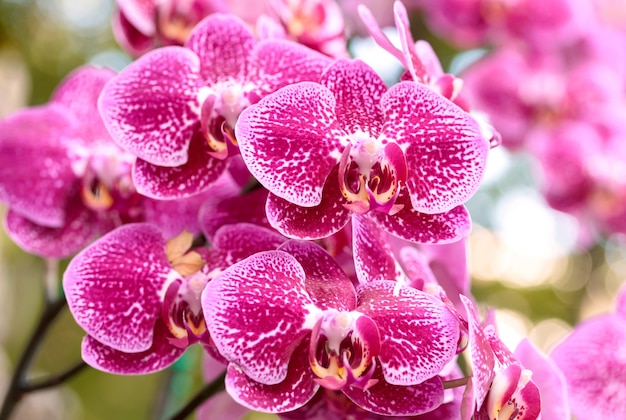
[236,58,489,244]
[63,222,286,374]
[202,239,461,415]
[99,13,332,199]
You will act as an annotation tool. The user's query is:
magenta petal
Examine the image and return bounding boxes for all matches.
[352,214,404,284]
[0,104,78,227]
[112,9,154,56]
[460,295,495,410]
[342,364,445,416]
[236,82,344,207]
[319,59,386,136]
[381,82,487,214]
[356,281,460,385]
[210,223,286,267]
[5,206,97,259]
[225,345,319,413]
[202,251,319,385]
[551,314,626,419]
[252,39,332,98]
[51,65,116,142]
[81,319,185,374]
[199,188,269,239]
[514,339,570,420]
[185,14,255,83]
[63,224,176,353]
[369,195,471,244]
[98,46,202,167]
[143,189,215,238]
[116,0,156,35]
[132,133,228,199]
[266,192,351,240]
[278,240,356,311]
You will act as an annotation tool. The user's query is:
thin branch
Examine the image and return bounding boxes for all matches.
[0,297,66,420]
[167,372,226,420]
[20,361,88,393]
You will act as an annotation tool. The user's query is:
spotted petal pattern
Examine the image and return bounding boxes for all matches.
[380,82,487,214]
[356,281,460,385]
[202,251,321,385]
[63,224,177,353]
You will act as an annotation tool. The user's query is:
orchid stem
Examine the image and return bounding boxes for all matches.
[44,258,60,303]
[20,361,88,392]
[167,372,226,420]
[443,376,470,389]
[0,297,67,420]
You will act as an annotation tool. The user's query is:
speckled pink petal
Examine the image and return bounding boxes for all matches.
[185,14,255,83]
[460,295,495,410]
[342,364,445,416]
[252,39,332,98]
[225,343,319,413]
[132,132,228,199]
[199,187,269,240]
[210,223,286,267]
[51,65,116,142]
[98,46,202,167]
[236,82,344,207]
[81,319,185,374]
[5,205,98,259]
[352,214,405,284]
[369,194,471,244]
[202,251,319,385]
[356,281,460,385]
[266,190,351,240]
[381,82,487,214]
[320,59,386,136]
[278,240,356,311]
[0,104,78,227]
[63,224,178,353]
[551,313,626,419]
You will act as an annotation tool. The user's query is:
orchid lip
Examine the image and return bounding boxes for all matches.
[309,310,381,391]
[338,140,407,215]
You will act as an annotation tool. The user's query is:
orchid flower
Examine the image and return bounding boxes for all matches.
[202,239,461,415]
[236,58,488,244]
[99,13,332,199]
[63,222,285,373]
[551,286,626,419]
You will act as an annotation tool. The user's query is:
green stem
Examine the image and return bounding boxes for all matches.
[167,372,226,420]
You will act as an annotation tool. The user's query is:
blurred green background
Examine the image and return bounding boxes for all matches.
[0,0,622,418]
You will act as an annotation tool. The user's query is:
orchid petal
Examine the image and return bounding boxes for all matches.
[357,281,460,385]
[143,189,216,238]
[81,319,185,374]
[185,14,255,83]
[98,46,202,167]
[319,59,386,137]
[460,295,495,410]
[225,344,319,413]
[116,0,156,35]
[0,104,78,227]
[132,132,228,199]
[278,240,356,311]
[63,224,177,353]
[112,9,154,56]
[369,195,471,244]
[236,82,344,207]
[551,314,626,419]
[357,4,405,63]
[199,188,269,239]
[52,65,116,142]
[210,223,286,267]
[352,214,405,284]
[514,339,570,420]
[252,39,332,98]
[202,251,320,385]
[381,82,487,214]
[5,206,97,259]
[343,364,445,416]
